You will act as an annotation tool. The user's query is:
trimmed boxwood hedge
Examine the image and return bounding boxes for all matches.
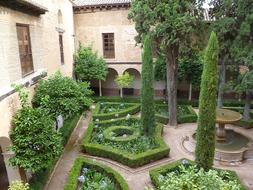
[82,117,170,168]
[92,102,140,121]
[150,158,246,190]
[155,105,197,124]
[94,96,253,108]
[64,157,129,190]
[103,126,140,142]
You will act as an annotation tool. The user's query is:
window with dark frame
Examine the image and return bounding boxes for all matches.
[59,34,65,65]
[16,24,34,77]
[102,33,115,59]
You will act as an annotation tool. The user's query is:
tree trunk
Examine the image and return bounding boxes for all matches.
[99,79,102,96]
[217,57,226,108]
[188,83,192,101]
[166,47,178,126]
[243,91,251,121]
[120,88,123,98]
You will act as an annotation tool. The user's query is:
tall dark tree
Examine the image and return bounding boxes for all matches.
[140,35,155,135]
[195,32,218,171]
[129,0,205,126]
[210,0,237,108]
[230,0,253,120]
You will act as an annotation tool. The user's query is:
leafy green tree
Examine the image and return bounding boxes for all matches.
[235,70,253,120]
[229,0,253,120]
[129,0,205,126]
[195,32,219,171]
[154,55,167,82]
[10,87,62,173]
[210,0,237,108]
[210,0,253,118]
[141,35,155,135]
[115,72,134,98]
[178,48,203,101]
[32,72,93,119]
[74,44,108,96]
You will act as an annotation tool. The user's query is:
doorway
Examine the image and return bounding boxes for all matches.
[0,147,9,190]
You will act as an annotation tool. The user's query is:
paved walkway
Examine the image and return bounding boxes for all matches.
[45,114,253,190]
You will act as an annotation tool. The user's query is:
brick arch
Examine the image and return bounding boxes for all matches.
[102,68,119,96]
[0,137,11,189]
[123,68,141,96]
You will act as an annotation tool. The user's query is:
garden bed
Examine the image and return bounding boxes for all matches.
[155,104,197,124]
[82,117,170,167]
[150,159,246,190]
[64,157,129,190]
[92,102,140,121]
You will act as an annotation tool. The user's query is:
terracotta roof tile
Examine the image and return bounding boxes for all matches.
[73,0,131,6]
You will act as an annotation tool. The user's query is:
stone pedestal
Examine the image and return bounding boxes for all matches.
[216,123,226,141]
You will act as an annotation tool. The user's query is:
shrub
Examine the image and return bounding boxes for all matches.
[8,181,29,190]
[141,35,155,135]
[64,157,129,190]
[10,107,62,173]
[32,72,93,119]
[195,32,219,170]
[83,118,169,167]
[29,115,81,190]
[9,86,62,173]
[150,159,246,190]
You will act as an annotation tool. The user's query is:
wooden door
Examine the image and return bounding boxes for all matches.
[16,24,34,77]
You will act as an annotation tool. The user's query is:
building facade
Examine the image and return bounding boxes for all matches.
[0,0,75,188]
[73,0,167,97]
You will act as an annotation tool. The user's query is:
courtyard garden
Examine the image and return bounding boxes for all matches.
[5,0,253,190]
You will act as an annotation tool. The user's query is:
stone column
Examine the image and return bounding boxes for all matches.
[2,151,21,183]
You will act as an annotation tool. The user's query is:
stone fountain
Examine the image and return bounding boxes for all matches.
[216,108,242,141]
[182,108,253,162]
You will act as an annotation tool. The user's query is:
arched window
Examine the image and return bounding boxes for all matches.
[58,10,63,24]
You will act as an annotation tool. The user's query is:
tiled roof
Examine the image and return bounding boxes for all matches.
[73,0,131,6]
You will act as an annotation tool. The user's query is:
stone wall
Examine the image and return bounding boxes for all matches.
[0,0,75,184]
[0,0,74,87]
[74,8,142,63]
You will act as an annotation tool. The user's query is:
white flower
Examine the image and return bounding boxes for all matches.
[123,134,127,138]
[98,134,103,139]
[126,114,131,120]
[78,175,85,183]
[109,108,112,112]
[91,105,96,109]
[115,113,119,117]
[100,180,107,188]
[95,119,99,122]
[111,119,115,121]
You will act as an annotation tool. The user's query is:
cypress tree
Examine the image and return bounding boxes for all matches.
[195,32,219,170]
[141,35,155,135]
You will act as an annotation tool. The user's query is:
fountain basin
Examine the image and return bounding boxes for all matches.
[183,129,253,162]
